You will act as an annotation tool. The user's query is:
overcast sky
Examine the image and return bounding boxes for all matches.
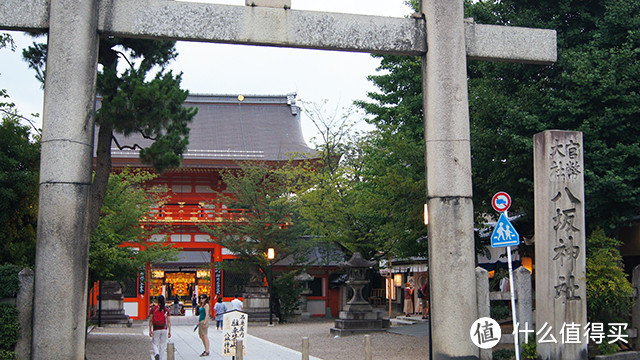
[0,0,413,143]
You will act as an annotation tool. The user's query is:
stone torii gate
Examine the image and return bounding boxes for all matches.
[0,1,555,359]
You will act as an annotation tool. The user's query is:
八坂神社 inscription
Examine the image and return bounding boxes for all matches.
[535,130,587,359]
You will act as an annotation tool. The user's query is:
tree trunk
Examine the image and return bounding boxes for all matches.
[89,122,113,232]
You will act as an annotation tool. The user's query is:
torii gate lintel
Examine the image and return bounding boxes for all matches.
[1,0,555,63]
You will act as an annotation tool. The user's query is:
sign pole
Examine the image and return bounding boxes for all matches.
[505,211,520,360]
[491,193,520,358]
[506,246,520,359]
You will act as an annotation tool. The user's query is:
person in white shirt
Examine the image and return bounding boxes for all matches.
[230,296,243,311]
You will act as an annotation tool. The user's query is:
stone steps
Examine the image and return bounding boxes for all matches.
[390,316,430,326]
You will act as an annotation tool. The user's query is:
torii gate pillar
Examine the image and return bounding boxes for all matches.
[422,1,478,358]
[32,1,99,359]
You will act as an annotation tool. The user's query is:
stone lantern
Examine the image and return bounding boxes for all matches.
[294,272,313,320]
[343,253,375,312]
[330,253,389,335]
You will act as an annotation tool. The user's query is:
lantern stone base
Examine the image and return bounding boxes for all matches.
[243,286,278,323]
[90,281,132,327]
[329,309,390,336]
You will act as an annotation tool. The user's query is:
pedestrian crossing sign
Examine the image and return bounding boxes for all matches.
[491,212,520,248]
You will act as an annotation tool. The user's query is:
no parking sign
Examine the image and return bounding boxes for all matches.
[491,192,511,213]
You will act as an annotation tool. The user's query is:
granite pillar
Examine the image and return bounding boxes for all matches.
[476,267,491,360]
[534,130,587,359]
[31,0,99,358]
[514,266,533,343]
[422,0,478,358]
[15,268,34,360]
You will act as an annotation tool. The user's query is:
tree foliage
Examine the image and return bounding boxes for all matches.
[0,116,39,267]
[354,1,640,242]
[292,101,428,262]
[586,228,633,325]
[22,36,197,233]
[465,0,640,235]
[350,54,428,259]
[0,34,39,268]
[585,228,633,355]
[202,162,310,321]
[204,162,309,270]
[89,168,178,282]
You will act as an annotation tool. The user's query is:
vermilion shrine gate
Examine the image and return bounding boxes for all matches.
[94,93,336,321]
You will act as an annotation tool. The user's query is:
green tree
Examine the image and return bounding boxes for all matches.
[352,54,428,259]
[356,1,640,240]
[22,36,198,233]
[293,100,428,262]
[89,168,178,283]
[202,162,310,321]
[586,228,633,354]
[0,117,39,267]
[586,228,633,324]
[465,0,640,235]
[0,33,40,267]
[294,103,376,259]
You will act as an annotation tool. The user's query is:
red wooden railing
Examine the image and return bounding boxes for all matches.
[145,203,249,224]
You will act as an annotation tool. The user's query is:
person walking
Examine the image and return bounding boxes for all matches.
[197,294,210,357]
[420,274,430,319]
[191,294,198,315]
[231,295,243,311]
[214,296,227,330]
[149,295,171,360]
[404,282,414,317]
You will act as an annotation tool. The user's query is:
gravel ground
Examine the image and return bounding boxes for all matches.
[248,319,429,360]
[86,325,151,360]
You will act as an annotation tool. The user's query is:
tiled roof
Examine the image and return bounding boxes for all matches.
[107,93,316,162]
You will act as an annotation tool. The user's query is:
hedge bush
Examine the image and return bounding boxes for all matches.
[0,264,21,298]
[0,264,22,359]
[0,303,19,351]
[0,349,17,360]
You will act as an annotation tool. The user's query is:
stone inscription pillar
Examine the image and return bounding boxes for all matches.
[32,0,99,358]
[534,130,587,359]
[422,1,478,358]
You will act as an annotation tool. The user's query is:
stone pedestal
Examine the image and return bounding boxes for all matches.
[243,286,277,322]
[330,253,389,335]
[90,281,132,327]
[15,268,34,360]
[331,309,390,336]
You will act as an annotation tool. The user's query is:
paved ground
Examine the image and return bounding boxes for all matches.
[86,314,430,360]
[87,315,322,360]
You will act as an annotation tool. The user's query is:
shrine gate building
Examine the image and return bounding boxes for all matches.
[95,93,319,320]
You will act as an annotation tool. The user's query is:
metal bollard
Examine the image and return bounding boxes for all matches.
[302,337,310,360]
[364,335,372,360]
[236,339,244,360]
[167,342,175,360]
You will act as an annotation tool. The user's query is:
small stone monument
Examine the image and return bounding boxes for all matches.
[330,253,389,335]
[242,266,276,322]
[90,281,132,327]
